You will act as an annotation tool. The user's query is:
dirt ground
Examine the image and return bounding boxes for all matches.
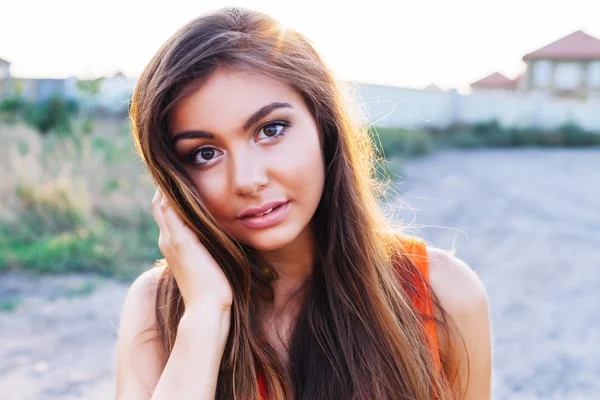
[1,148,598,399]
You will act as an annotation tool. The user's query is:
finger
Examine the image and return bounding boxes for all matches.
[152,190,171,244]
[161,196,195,247]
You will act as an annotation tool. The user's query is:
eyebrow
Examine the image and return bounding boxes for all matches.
[171,101,293,146]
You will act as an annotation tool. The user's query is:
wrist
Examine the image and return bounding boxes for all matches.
[180,302,231,338]
[184,299,232,319]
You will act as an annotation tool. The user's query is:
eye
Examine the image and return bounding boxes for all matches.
[257,121,289,141]
[188,146,223,166]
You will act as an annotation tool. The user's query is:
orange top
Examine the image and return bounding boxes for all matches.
[398,235,441,369]
[257,235,440,398]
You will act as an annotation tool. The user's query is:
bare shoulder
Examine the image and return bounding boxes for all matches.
[116,265,167,399]
[426,246,488,316]
[128,265,165,307]
[120,265,165,333]
[426,247,492,399]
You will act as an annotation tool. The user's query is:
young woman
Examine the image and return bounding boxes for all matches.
[116,6,492,400]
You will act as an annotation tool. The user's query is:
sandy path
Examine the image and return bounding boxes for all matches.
[1,148,598,399]
[392,148,600,400]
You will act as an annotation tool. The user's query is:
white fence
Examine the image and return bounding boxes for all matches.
[351,82,600,131]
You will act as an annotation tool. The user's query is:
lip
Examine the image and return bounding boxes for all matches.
[238,201,290,229]
[238,200,289,219]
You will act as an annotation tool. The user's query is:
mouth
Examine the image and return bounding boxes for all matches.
[238,200,288,219]
[251,206,277,216]
[238,201,290,229]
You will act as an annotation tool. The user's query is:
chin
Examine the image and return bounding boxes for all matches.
[238,226,301,252]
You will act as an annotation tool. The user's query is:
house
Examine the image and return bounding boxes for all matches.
[471,30,600,100]
[521,30,600,99]
[423,83,445,93]
[470,72,519,93]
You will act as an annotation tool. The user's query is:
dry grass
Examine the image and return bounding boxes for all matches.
[0,118,160,279]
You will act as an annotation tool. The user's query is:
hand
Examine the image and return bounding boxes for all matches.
[152,189,233,312]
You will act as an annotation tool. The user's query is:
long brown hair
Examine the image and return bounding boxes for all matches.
[131,6,456,399]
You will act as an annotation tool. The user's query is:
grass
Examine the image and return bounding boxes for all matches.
[0,296,22,312]
[0,118,161,281]
[63,280,98,298]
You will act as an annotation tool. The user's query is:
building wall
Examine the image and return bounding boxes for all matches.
[96,75,135,113]
[0,61,10,80]
[0,61,11,96]
[471,87,514,95]
[353,82,600,131]
[524,59,600,100]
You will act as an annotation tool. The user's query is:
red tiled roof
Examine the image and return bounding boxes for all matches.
[523,30,600,61]
[423,83,444,92]
[470,72,517,89]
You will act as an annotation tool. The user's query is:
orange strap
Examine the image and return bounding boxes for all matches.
[398,235,441,370]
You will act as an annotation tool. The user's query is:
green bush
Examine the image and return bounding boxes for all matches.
[370,126,435,159]
[443,130,484,148]
[25,96,78,135]
[0,94,78,135]
[424,119,600,149]
[0,95,27,123]
[559,123,600,146]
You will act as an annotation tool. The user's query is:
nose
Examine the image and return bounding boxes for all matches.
[231,148,269,197]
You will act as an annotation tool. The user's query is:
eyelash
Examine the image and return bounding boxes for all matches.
[186,120,290,167]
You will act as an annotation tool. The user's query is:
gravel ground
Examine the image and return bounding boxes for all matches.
[392,148,600,400]
[1,148,598,399]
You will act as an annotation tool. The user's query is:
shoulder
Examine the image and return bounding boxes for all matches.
[116,265,167,398]
[426,246,488,316]
[426,247,492,398]
[123,267,163,318]
[127,265,165,303]
[119,265,166,334]
[118,265,166,342]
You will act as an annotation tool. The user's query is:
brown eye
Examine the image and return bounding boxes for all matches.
[188,146,223,166]
[257,121,289,141]
[199,148,215,160]
[263,125,279,137]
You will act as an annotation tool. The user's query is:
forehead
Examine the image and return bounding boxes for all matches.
[170,68,305,136]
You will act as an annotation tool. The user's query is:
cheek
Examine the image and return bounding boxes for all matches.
[192,171,230,217]
[274,130,325,194]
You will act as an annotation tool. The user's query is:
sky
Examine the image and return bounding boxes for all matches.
[1,0,599,92]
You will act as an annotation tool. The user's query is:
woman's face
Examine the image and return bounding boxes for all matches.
[169,68,325,252]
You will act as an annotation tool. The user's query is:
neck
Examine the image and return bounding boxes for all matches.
[257,223,315,314]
